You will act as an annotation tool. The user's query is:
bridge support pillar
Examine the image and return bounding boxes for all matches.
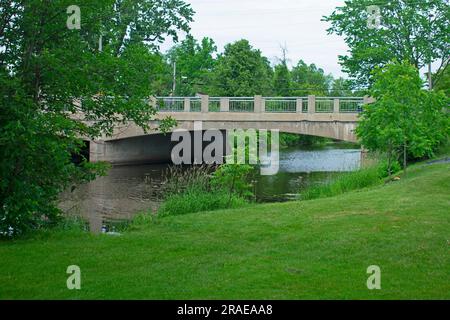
[89,140,106,162]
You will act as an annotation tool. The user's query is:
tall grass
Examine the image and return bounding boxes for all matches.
[301,165,385,201]
[158,189,248,217]
[157,165,249,217]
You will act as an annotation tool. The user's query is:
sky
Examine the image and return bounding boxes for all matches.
[160,0,349,78]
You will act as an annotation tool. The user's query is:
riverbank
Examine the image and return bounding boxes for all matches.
[59,143,363,230]
[1,159,449,299]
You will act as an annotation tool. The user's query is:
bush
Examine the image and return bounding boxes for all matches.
[210,164,255,200]
[158,189,247,217]
[377,159,401,177]
[301,165,384,201]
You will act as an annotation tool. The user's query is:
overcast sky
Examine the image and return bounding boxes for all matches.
[161,0,348,78]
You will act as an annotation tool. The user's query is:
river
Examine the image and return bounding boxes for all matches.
[60,143,361,232]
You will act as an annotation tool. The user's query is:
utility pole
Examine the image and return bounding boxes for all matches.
[428,13,434,91]
[172,61,177,96]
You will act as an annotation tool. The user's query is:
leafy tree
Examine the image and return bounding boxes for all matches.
[433,61,450,97]
[0,0,193,236]
[324,0,450,87]
[290,60,333,96]
[272,47,292,96]
[211,164,255,205]
[273,63,292,96]
[166,35,217,96]
[210,39,273,96]
[330,77,357,97]
[356,62,449,174]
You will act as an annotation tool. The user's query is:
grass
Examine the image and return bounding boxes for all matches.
[301,164,385,200]
[0,160,449,299]
[158,189,248,216]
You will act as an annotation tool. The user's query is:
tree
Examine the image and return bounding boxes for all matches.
[323,0,450,87]
[356,62,449,174]
[433,60,450,97]
[290,60,333,96]
[330,77,357,97]
[210,39,273,96]
[166,35,217,96]
[272,46,292,96]
[0,0,193,236]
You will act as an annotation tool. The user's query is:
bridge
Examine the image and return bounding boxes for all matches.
[89,95,372,165]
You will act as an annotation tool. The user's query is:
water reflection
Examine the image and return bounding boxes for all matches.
[60,145,361,232]
[255,147,361,202]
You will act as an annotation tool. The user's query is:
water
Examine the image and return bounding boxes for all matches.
[60,143,361,232]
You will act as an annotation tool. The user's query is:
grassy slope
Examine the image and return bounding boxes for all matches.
[1,162,449,299]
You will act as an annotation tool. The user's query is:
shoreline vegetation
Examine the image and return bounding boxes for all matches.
[156,139,363,218]
[0,156,448,299]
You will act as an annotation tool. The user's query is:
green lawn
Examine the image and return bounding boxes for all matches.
[1,162,449,299]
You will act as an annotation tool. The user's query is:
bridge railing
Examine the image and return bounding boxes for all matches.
[152,95,370,114]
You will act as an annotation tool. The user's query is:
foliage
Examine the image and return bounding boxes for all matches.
[433,61,450,97]
[0,0,193,236]
[1,162,449,299]
[167,35,217,96]
[211,164,255,201]
[324,0,450,87]
[210,40,273,96]
[290,60,333,95]
[301,164,385,201]
[157,164,250,216]
[158,189,247,217]
[377,159,401,178]
[171,37,356,97]
[356,62,449,173]
[279,133,328,148]
[160,165,212,196]
[330,77,361,97]
[272,48,292,96]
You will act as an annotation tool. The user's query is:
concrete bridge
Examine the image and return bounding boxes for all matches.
[89,95,371,165]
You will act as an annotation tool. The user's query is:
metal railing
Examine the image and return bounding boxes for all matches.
[315,98,334,113]
[155,97,184,112]
[229,97,254,112]
[151,96,366,114]
[302,99,308,113]
[339,98,363,113]
[264,97,298,113]
[209,97,221,112]
[190,97,201,112]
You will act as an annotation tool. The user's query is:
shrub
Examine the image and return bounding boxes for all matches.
[210,164,255,200]
[377,159,401,178]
